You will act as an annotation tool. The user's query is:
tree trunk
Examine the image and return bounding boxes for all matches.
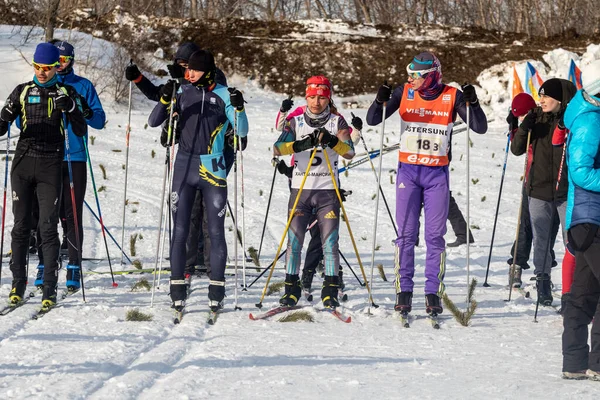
[45,0,61,42]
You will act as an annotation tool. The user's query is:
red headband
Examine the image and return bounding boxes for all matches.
[306,75,332,99]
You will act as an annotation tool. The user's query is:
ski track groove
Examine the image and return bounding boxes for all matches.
[84,286,209,400]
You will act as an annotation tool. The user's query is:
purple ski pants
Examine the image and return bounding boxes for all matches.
[394,162,449,295]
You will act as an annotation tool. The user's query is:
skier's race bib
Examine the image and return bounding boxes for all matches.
[398,86,457,167]
[291,114,340,191]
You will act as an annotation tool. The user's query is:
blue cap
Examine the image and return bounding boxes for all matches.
[33,43,59,65]
[53,41,75,58]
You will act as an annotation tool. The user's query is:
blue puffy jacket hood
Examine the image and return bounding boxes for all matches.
[565,89,600,228]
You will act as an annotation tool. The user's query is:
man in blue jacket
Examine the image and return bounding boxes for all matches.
[562,60,600,380]
[148,50,248,312]
[35,40,106,292]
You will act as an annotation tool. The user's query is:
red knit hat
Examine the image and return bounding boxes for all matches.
[511,93,536,117]
[306,75,331,99]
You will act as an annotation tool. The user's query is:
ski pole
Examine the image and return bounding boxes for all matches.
[483,129,511,287]
[238,115,248,291]
[83,136,117,287]
[83,200,133,264]
[367,103,387,314]
[339,250,364,286]
[157,110,179,291]
[355,116,397,237]
[256,147,318,308]
[465,101,471,302]
[322,148,377,309]
[533,139,568,322]
[63,113,86,302]
[226,200,250,261]
[119,74,133,265]
[232,112,240,309]
[507,129,532,302]
[246,249,287,289]
[0,122,11,283]
[257,158,278,261]
[151,147,170,307]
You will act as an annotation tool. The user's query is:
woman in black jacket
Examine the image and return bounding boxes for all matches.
[511,78,576,306]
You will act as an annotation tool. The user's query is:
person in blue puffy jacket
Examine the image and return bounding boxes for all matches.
[34,40,106,292]
[561,60,600,380]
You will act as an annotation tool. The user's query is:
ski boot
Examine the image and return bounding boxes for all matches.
[301,268,316,292]
[321,275,340,309]
[394,292,413,313]
[280,274,301,307]
[425,294,443,315]
[208,280,225,312]
[562,370,588,380]
[301,268,316,301]
[41,282,58,311]
[9,279,27,305]
[170,277,187,312]
[66,265,81,293]
[508,265,522,288]
[35,264,45,288]
[536,273,553,306]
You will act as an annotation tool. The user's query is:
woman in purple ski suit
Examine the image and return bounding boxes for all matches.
[366,52,487,315]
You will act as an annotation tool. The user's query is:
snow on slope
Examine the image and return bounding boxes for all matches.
[0,26,599,399]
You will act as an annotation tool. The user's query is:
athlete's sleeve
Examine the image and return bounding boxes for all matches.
[148,95,174,127]
[83,81,106,130]
[136,75,162,102]
[0,85,21,135]
[366,84,404,126]
[454,90,487,134]
[65,87,88,137]
[332,118,355,159]
[273,119,297,156]
[227,106,248,138]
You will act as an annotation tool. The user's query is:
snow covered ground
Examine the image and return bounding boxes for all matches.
[0,25,600,399]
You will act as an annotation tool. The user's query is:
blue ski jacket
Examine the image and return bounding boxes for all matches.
[57,70,106,162]
[565,90,600,228]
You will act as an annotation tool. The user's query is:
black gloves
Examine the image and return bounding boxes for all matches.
[0,121,7,137]
[160,117,181,147]
[228,88,245,111]
[0,106,16,123]
[160,80,179,103]
[462,84,478,105]
[292,130,319,153]
[520,111,536,133]
[557,110,566,130]
[318,127,339,148]
[277,160,293,178]
[506,110,518,132]
[225,128,248,151]
[350,112,363,131]
[125,64,141,81]
[79,96,93,120]
[167,63,185,79]
[280,96,294,113]
[376,81,392,104]
[55,94,76,113]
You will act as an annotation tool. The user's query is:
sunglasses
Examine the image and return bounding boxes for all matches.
[33,62,58,72]
[406,66,438,80]
[59,56,73,63]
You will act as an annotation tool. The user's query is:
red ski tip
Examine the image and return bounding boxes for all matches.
[249,313,256,320]
[112,282,119,287]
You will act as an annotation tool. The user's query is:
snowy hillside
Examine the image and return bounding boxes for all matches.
[0,26,600,399]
